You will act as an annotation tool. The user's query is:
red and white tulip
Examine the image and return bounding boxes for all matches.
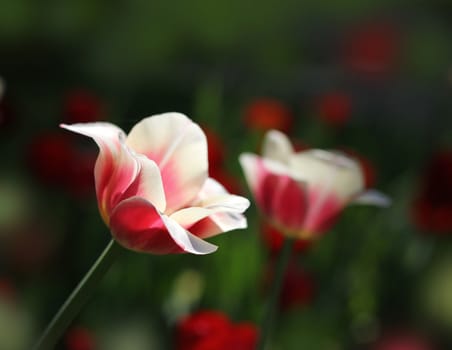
[240,130,390,239]
[61,113,249,255]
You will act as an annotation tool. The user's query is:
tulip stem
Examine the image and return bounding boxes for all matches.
[33,239,124,350]
[257,237,295,350]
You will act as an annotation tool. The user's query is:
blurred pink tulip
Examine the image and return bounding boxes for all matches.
[61,113,249,255]
[240,130,390,239]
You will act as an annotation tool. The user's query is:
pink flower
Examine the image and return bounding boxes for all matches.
[239,130,390,239]
[61,113,249,254]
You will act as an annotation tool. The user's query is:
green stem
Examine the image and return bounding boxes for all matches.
[33,239,124,350]
[257,238,294,350]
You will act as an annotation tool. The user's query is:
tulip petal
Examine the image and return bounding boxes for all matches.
[188,212,248,239]
[126,113,208,213]
[196,178,250,212]
[120,155,166,213]
[262,129,293,164]
[353,189,391,207]
[289,149,364,203]
[61,123,139,221]
[171,178,250,238]
[110,197,217,255]
[240,153,306,233]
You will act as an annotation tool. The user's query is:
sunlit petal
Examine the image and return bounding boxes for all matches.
[262,129,293,164]
[126,113,208,213]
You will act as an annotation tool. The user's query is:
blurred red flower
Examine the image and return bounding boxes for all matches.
[264,260,315,311]
[0,279,16,301]
[202,127,226,171]
[373,331,433,350]
[65,326,96,350]
[343,21,399,77]
[27,131,96,197]
[316,92,352,127]
[63,90,105,124]
[27,132,75,185]
[175,310,258,350]
[261,222,311,256]
[243,99,293,133]
[413,151,452,233]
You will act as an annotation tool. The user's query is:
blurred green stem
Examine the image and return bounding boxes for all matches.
[33,239,123,350]
[257,237,294,350]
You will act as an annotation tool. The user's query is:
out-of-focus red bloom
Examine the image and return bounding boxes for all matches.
[280,262,315,310]
[65,326,96,350]
[176,311,230,349]
[0,279,16,301]
[202,127,225,171]
[373,331,433,350]
[264,261,315,311]
[413,151,452,233]
[343,21,400,77]
[63,90,105,124]
[316,92,352,127]
[175,310,258,350]
[261,222,311,256]
[27,132,75,185]
[224,323,258,350]
[243,99,293,133]
[339,148,377,188]
[65,151,96,197]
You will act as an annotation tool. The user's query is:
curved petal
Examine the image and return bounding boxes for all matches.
[126,113,208,213]
[240,153,306,234]
[262,129,293,164]
[110,197,217,255]
[61,123,139,222]
[353,189,391,207]
[195,178,250,212]
[289,149,365,203]
[120,154,166,213]
[188,212,248,239]
[170,178,250,238]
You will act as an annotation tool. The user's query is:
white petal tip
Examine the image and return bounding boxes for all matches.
[354,190,392,207]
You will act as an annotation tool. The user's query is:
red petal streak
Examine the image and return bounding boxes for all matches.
[303,187,343,236]
[110,198,184,254]
[255,164,306,232]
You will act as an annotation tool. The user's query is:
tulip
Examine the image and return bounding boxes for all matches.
[175,310,258,350]
[61,112,249,255]
[239,129,390,240]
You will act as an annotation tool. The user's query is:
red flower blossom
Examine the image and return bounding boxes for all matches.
[279,262,315,310]
[413,151,452,233]
[202,127,226,171]
[343,21,400,77]
[63,90,105,124]
[27,132,75,185]
[176,310,258,350]
[264,261,315,311]
[316,92,352,127]
[65,326,96,350]
[373,331,433,350]
[243,99,293,133]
